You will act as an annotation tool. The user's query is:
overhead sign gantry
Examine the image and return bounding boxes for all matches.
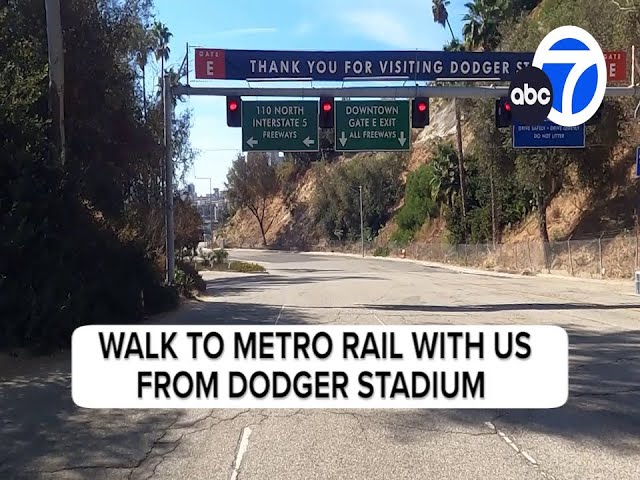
[191,47,629,154]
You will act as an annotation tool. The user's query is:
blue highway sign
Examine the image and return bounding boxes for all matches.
[194,48,534,81]
[512,120,586,149]
[636,147,640,177]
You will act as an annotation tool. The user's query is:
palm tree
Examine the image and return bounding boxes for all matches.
[432,0,467,222]
[136,29,153,118]
[432,0,456,40]
[151,21,172,79]
[461,0,504,246]
[462,0,503,51]
[429,143,460,212]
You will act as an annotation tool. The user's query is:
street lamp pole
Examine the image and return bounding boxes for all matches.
[196,176,213,248]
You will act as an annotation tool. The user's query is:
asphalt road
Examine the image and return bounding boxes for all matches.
[1,250,639,479]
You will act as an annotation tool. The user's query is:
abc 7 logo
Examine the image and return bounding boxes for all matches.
[507,66,554,126]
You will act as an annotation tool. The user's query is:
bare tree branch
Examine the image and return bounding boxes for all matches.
[608,0,637,11]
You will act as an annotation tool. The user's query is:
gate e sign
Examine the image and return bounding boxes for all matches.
[335,100,410,152]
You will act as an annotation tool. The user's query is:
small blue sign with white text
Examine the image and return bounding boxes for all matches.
[512,121,586,149]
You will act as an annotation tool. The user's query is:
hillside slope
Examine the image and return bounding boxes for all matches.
[223,94,640,250]
[223,98,460,249]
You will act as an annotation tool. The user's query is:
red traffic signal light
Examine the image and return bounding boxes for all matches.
[319,97,334,128]
[495,97,512,129]
[412,97,429,128]
[226,96,241,127]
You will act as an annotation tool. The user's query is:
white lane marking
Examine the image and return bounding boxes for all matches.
[275,305,285,325]
[485,421,539,466]
[521,450,537,465]
[370,310,386,325]
[229,427,252,480]
[499,430,520,452]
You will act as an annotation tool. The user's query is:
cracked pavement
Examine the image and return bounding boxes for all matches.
[1,250,639,479]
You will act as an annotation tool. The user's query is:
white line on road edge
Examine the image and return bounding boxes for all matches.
[275,305,285,325]
[230,427,252,480]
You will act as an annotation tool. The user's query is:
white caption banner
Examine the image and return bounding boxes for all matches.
[72,325,568,409]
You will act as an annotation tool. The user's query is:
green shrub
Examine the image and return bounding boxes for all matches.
[390,228,414,246]
[212,248,229,264]
[228,261,266,273]
[373,246,390,257]
[394,164,438,243]
[175,261,207,297]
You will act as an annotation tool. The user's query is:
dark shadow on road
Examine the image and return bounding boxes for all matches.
[359,302,640,312]
[0,362,178,479]
[151,299,312,326]
[385,328,640,454]
[0,301,311,479]
[203,273,385,298]
[269,268,347,274]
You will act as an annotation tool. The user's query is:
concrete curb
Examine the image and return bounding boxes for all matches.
[227,247,634,287]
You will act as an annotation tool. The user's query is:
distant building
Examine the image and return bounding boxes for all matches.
[195,187,228,231]
[180,183,196,203]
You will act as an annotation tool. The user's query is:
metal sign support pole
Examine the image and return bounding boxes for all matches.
[164,74,175,284]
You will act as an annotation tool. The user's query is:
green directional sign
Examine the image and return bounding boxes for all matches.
[241,100,319,152]
[335,100,410,152]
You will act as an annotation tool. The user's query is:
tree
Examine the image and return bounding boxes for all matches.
[462,0,503,51]
[1,0,199,350]
[393,164,438,243]
[443,38,466,52]
[135,28,153,118]
[440,37,468,224]
[174,196,202,257]
[432,0,456,39]
[512,149,570,269]
[468,99,504,245]
[314,154,405,241]
[429,142,460,211]
[151,21,172,77]
[225,153,279,246]
[433,1,467,222]
[44,0,65,165]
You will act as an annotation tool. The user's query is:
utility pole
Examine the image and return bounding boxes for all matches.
[163,74,175,284]
[359,185,365,258]
[196,176,214,248]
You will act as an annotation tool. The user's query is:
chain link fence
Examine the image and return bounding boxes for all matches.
[320,233,640,280]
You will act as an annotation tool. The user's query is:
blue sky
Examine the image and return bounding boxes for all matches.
[153,0,467,194]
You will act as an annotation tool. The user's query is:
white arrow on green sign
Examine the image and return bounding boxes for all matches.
[334,100,410,152]
[241,100,319,152]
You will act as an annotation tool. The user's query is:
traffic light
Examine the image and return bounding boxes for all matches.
[495,97,513,128]
[586,104,603,126]
[319,97,334,128]
[226,96,241,127]
[411,97,430,128]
